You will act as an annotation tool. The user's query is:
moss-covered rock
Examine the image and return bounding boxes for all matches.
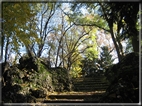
[19,55,38,71]
[100,52,139,103]
[2,55,72,103]
[2,55,51,102]
[29,89,46,98]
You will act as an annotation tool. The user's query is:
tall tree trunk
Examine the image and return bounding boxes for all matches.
[37,44,44,58]
[2,37,10,73]
[1,35,4,62]
[48,48,51,62]
[61,43,64,67]
[99,3,122,62]
[132,35,139,53]
[55,45,60,67]
[4,38,9,63]
[131,3,139,53]
[109,26,122,61]
[67,56,71,76]
[25,45,34,58]
[117,36,124,56]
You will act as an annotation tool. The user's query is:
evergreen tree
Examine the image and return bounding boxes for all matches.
[99,46,114,69]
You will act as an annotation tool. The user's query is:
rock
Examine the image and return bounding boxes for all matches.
[1,62,10,73]
[2,84,24,103]
[100,52,139,103]
[26,95,36,103]
[3,66,21,85]
[14,94,26,103]
[19,55,38,71]
[2,54,73,103]
[29,89,46,98]
[40,58,51,68]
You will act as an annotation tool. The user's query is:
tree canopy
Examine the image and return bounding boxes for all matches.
[1,1,140,77]
[1,3,38,62]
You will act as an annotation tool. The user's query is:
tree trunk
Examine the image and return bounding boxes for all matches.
[37,44,44,58]
[99,3,122,62]
[132,35,139,53]
[61,43,64,67]
[117,36,124,56]
[4,38,9,63]
[55,45,60,67]
[25,45,34,58]
[1,35,4,62]
[48,48,51,63]
[109,26,122,62]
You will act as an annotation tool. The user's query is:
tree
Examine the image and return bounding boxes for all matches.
[54,10,74,67]
[67,2,140,62]
[98,2,139,58]
[84,28,98,60]
[99,46,114,69]
[42,4,99,74]
[35,3,60,58]
[1,3,38,63]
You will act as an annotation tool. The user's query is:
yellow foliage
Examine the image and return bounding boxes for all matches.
[70,59,82,78]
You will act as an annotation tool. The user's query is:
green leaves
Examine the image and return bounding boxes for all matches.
[2,3,38,51]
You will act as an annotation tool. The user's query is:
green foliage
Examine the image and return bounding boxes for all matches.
[69,3,109,31]
[85,48,97,61]
[106,2,139,38]
[70,59,82,78]
[100,46,114,68]
[37,60,48,73]
[83,28,98,60]
[124,38,133,54]
[2,3,39,57]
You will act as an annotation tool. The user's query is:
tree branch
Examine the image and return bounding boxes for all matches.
[60,7,110,33]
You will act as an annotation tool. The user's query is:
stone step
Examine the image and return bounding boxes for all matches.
[44,91,104,103]
[73,84,109,88]
[74,83,109,85]
[73,78,104,82]
[74,82,109,86]
[43,99,99,103]
[74,88,107,91]
[36,98,89,103]
[73,78,108,81]
[36,91,106,103]
[47,91,105,95]
[74,80,105,83]
[39,76,108,103]
[73,84,108,87]
[73,81,108,85]
[73,76,106,80]
[48,94,103,99]
[44,99,84,103]
[37,97,102,103]
[43,92,105,103]
[74,86,108,91]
